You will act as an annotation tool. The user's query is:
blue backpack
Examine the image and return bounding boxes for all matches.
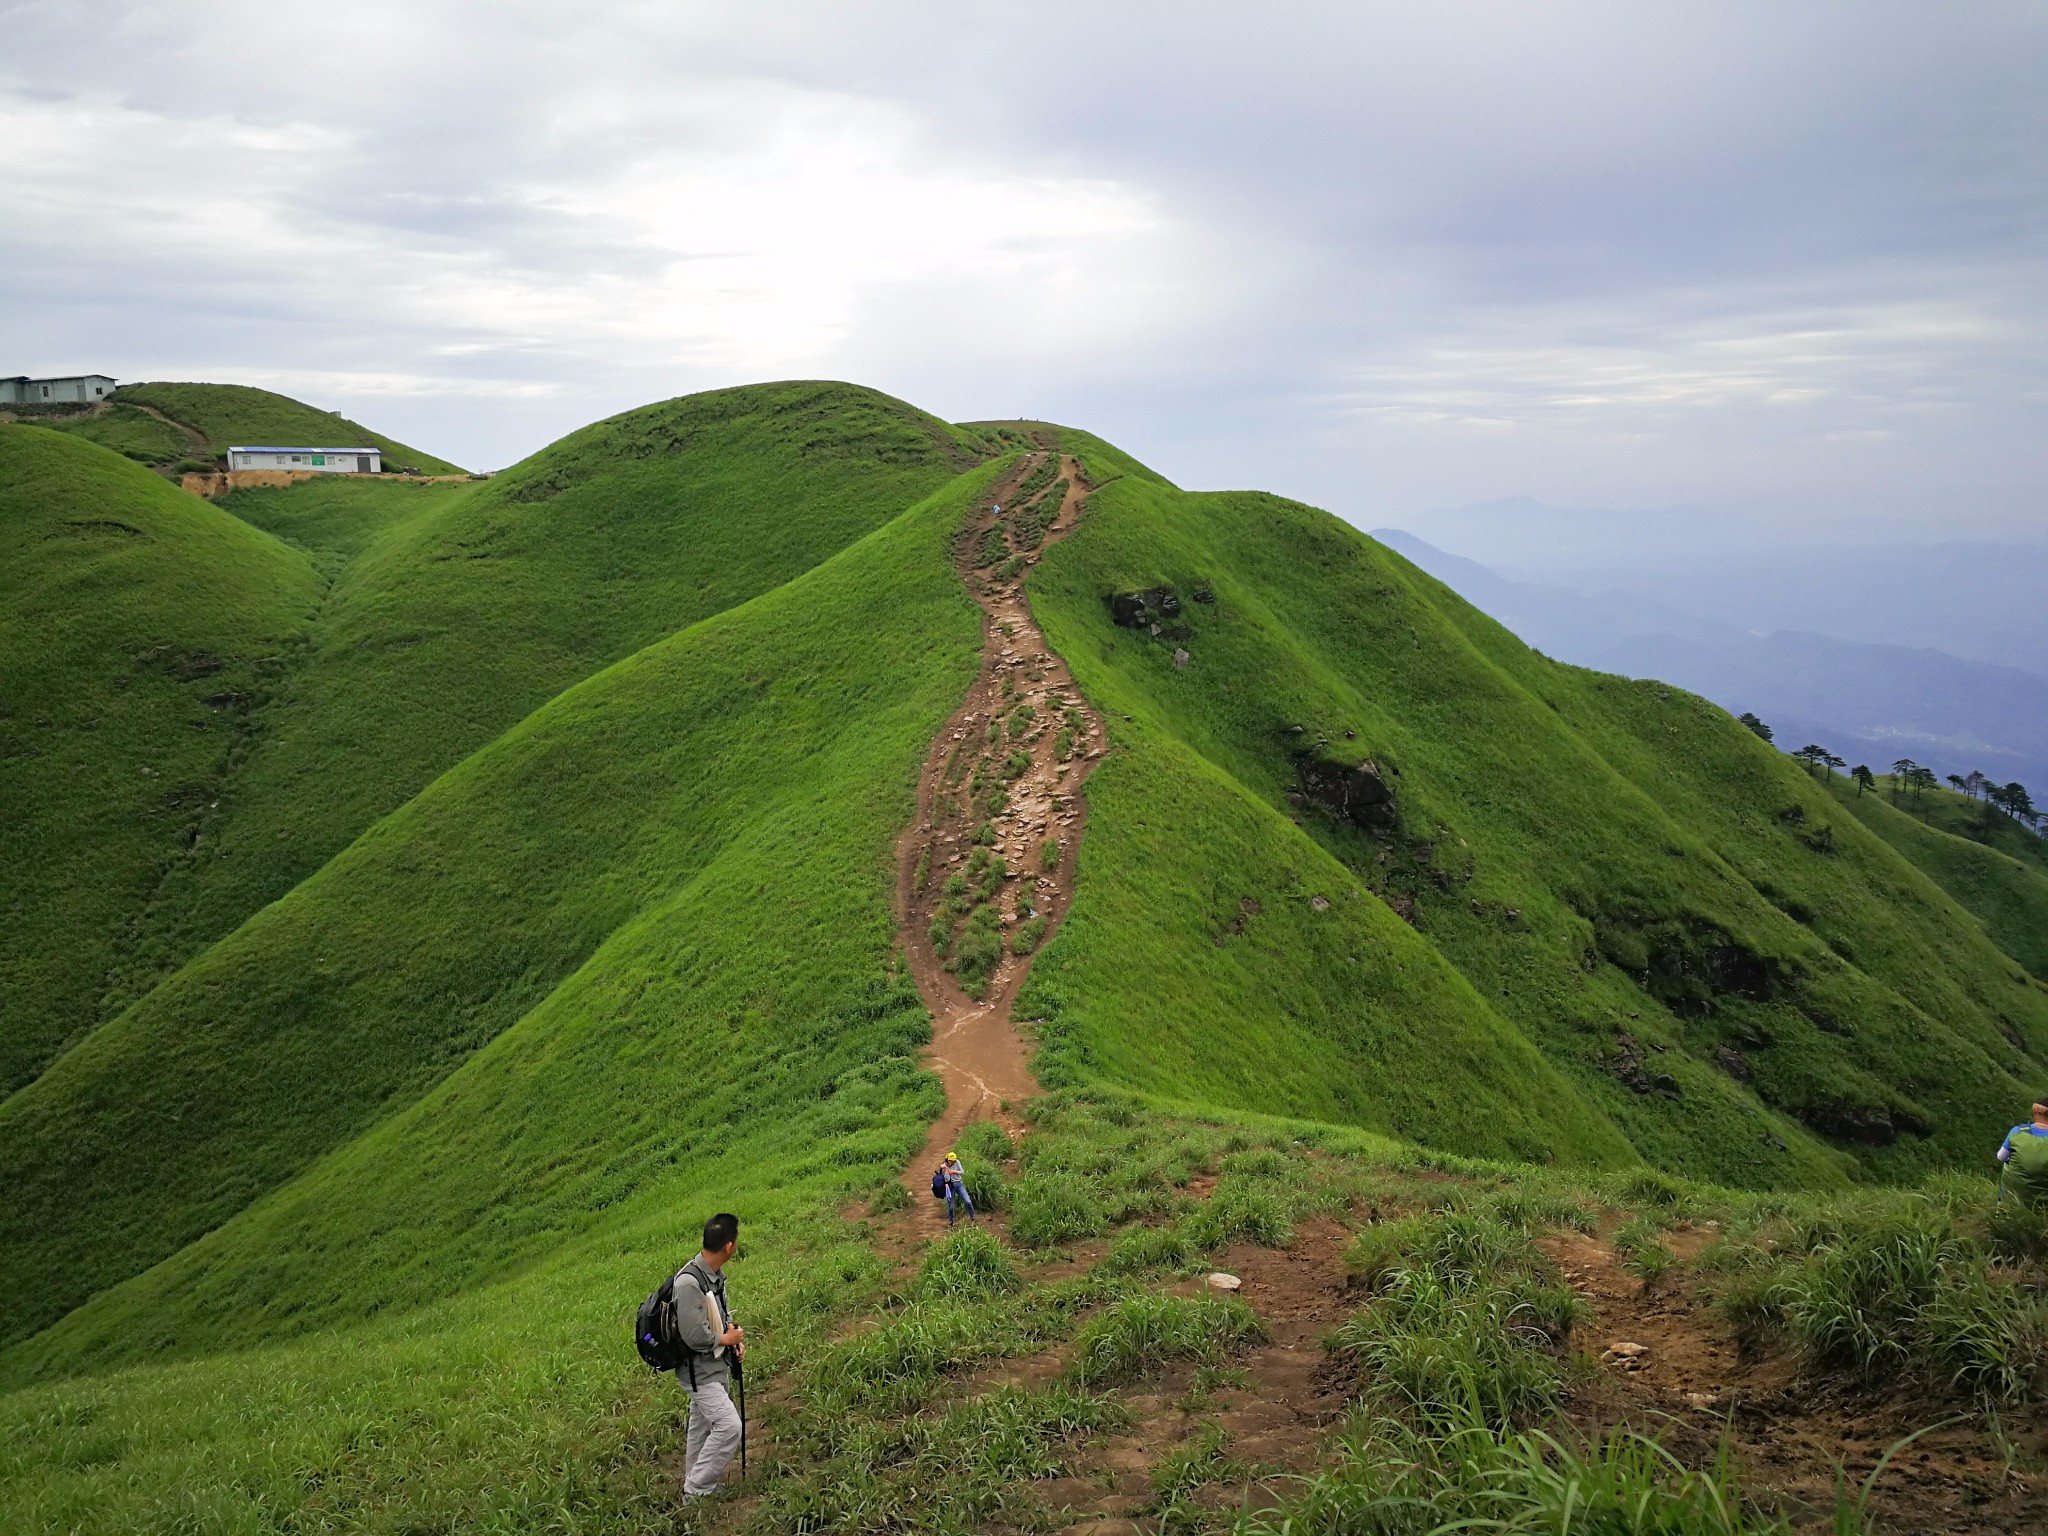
[930,1167,946,1199]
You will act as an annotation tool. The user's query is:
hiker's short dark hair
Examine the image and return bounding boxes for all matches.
[704,1212,740,1252]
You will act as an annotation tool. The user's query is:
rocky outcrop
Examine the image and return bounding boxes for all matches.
[1107,586,1188,640]
[1293,753,1397,832]
[1607,1032,1681,1097]
[1798,1097,1931,1146]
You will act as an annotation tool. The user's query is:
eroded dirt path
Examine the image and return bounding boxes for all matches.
[895,447,1106,1226]
[1542,1228,2045,1533]
[126,399,212,454]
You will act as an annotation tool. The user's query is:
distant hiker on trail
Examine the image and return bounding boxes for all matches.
[674,1212,745,1500]
[1997,1099,2048,1207]
[940,1151,976,1226]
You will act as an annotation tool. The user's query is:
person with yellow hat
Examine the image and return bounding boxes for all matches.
[939,1150,976,1226]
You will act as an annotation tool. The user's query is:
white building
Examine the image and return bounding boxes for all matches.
[0,374,117,405]
[226,446,382,474]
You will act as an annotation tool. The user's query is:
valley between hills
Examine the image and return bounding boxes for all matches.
[5,381,2048,1533]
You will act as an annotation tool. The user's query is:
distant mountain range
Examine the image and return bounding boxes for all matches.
[1373,527,2048,794]
[1394,497,2048,678]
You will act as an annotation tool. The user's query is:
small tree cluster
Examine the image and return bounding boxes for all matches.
[1889,759,2040,835]
[1791,743,1845,778]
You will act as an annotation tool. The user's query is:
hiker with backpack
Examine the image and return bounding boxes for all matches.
[636,1212,746,1500]
[936,1150,976,1226]
[1997,1099,2048,1206]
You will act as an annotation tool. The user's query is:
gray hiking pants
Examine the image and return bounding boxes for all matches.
[683,1379,741,1498]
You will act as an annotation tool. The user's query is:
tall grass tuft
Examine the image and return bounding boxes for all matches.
[1233,1408,1802,1535]
[915,1228,1020,1301]
[1068,1292,1263,1386]
[1711,1201,2048,1405]
[1007,1171,1110,1248]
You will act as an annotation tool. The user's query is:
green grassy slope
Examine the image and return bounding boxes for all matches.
[42,404,191,466]
[5,384,995,1100]
[8,401,2048,1533]
[0,427,319,1094]
[1829,778,2048,979]
[110,382,466,474]
[0,460,996,1365]
[1880,779,2048,876]
[1024,431,2048,1186]
[0,1098,921,1532]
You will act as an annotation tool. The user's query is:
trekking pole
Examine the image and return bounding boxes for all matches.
[734,1354,747,1475]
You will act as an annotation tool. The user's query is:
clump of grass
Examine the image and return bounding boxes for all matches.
[1009,504,1046,551]
[1013,454,1058,504]
[965,1163,1008,1214]
[1609,1167,1697,1216]
[1347,1214,1435,1291]
[1711,1203,2048,1405]
[1479,1185,1598,1235]
[1008,1171,1109,1247]
[869,1180,912,1215]
[1068,1291,1263,1386]
[916,1227,1021,1301]
[1614,1214,1675,1290]
[1236,1410,1805,1535]
[1185,1180,1293,1250]
[1151,1421,1250,1530]
[1335,1209,1582,1428]
[1098,1224,1203,1277]
[1338,1267,1571,1428]
[1040,836,1061,871]
[806,1299,1039,1417]
[975,523,1008,566]
[1217,1147,1296,1181]
[951,905,1006,995]
[1982,1198,2048,1267]
[1011,915,1048,955]
[765,1384,1129,1533]
[956,1120,1016,1166]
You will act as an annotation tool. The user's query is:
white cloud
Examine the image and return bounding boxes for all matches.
[1,0,2043,526]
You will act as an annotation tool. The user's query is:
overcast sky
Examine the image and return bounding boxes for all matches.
[5,1,2045,540]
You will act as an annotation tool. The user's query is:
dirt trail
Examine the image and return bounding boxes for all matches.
[895,447,1106,1228]
[1542,1228,2045,1533]
[125,399,212,454]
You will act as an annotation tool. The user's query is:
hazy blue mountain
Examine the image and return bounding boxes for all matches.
[1397,500,2048,677]
[1374,528,2048,794]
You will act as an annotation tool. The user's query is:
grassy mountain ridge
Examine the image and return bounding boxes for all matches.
[109,382,466,474]
[1880,776,2048,876]
[4,388,2048,1531]
[0,427,320,1093]
[41,404,193,467]
[1,458,993,1379]
[1025,436,2048,1185]
[0,381,989,1093]
[109,383,997,1035]
[1830,778,2048,980]
[0,384,1001,1351]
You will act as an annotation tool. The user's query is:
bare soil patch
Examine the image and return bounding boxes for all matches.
[1541,1229,2048,1533]
[895,447,1104,1235]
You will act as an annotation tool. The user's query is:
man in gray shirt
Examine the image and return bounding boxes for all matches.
[673,1211,745,1499]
